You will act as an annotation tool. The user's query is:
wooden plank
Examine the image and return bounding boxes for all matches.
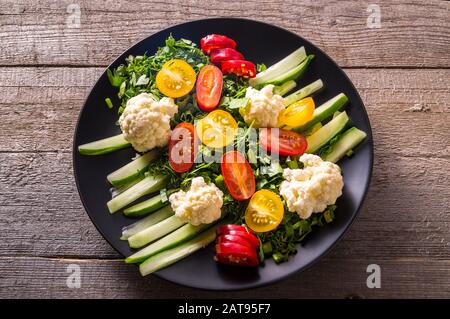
[0,256,448,298]
[0,0,448,67]
[1,151,449,259]
[0,67,449,155]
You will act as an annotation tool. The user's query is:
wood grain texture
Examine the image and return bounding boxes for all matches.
[1,256,449,298]
[0,0,449,67]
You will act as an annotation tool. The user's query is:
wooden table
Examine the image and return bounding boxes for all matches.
[0,0,449,298]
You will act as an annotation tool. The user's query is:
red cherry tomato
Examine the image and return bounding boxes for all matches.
[259,128,308,157]
[221,151,256,201]
[221,60,256,78]
[210,48,244,66]
[217,234,255,250]
[168,123,197,173]
[221,230,260,249]
[217,224,254,236]
[200,34,236,54]
[215,242,259,267]
[196,65,223,112]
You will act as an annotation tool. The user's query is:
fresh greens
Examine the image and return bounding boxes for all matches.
[257,205,337,263]
[107,35,209,113]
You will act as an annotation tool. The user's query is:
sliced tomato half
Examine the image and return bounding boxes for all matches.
[221,151,256,201]
[168,122,196,173]
[259,128,308,157]
[215,242,259,267]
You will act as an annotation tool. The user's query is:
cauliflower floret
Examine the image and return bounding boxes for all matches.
[279,154,344,219]
[169,177,224,226]
[119,93,178,152]
[241,85,285,128]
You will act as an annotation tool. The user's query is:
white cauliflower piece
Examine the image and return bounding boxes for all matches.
[241,85,285,128]
[279,154,344,219]
[119,93,178,152]
[169,177,224,226]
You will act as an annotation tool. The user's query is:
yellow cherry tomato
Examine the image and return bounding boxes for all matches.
[196,110,238,148]
[278,97,315,127]
[156,59,196,98]
[245,189,284,233]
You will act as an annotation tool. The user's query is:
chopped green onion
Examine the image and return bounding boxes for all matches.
[105,98,113,109]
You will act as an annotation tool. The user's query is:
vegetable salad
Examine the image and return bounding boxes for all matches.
[78,34,367,276]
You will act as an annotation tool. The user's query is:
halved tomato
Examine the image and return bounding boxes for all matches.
[259,128,307,157]
[217,224,254,235]
[221,60,256,78]
[278,97,315,127]
[210,48,244,65]
[221,230,260,249]
[196,65,223,112]
[168,122,196,173]
[245,189,284,233]
[196,110,238,148]
[215,242,259,267]
[156,59,196,98]
[200,34,236,54]
[221,151,256,201]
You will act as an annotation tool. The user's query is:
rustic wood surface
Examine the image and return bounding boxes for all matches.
[0,0,449,298]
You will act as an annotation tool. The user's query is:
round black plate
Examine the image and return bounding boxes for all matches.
[73,18,373,290]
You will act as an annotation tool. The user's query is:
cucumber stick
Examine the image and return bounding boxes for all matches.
[128,215,186,249]
[107,175,167,213]
[306,111,349,154]
[107,150,159,187]
[123,190,175,217]
[120,206,174,240]
[139,227,217,276]
[265,55,314,86]
[284,79,324,106]
[125,222,211,264]
[110,175,144,198]
[78,134,130,155]
[273,80,296,96]
[323,127,367,163]
[294,93,348,132]
[249,47,306,86]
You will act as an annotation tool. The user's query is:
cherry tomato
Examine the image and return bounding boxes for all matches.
[221,151,256,201]
[156,59,196,98]
[259,128,308,157]
[217,234,255,250]
[215,242,259,267]
[217,224,254,235]
[221,60,256,78]
[210,48,244,65]
[221,230,260,249]
[278,97,315,127]
[200,34,237,54]
[168,123,197,173]
[196,65,223,112]
[196,110,237,148]
[245,189,284,233]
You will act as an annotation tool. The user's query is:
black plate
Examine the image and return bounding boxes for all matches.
[73,18,373,290]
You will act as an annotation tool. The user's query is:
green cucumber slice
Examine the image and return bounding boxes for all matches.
[128,215,186,249]
[120,206,175,240]
[249,47,306,86]
[306,111,349,154]
[78,134,130,155]
[125,222,211,264]
[139,227,217,276]
[265,55,314,86]
[284,79,324,106]
[273,80,296,96]
[294,93,348,132]
[107,175,167,214]
[323,127,367,163]
[107,150,159,187]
